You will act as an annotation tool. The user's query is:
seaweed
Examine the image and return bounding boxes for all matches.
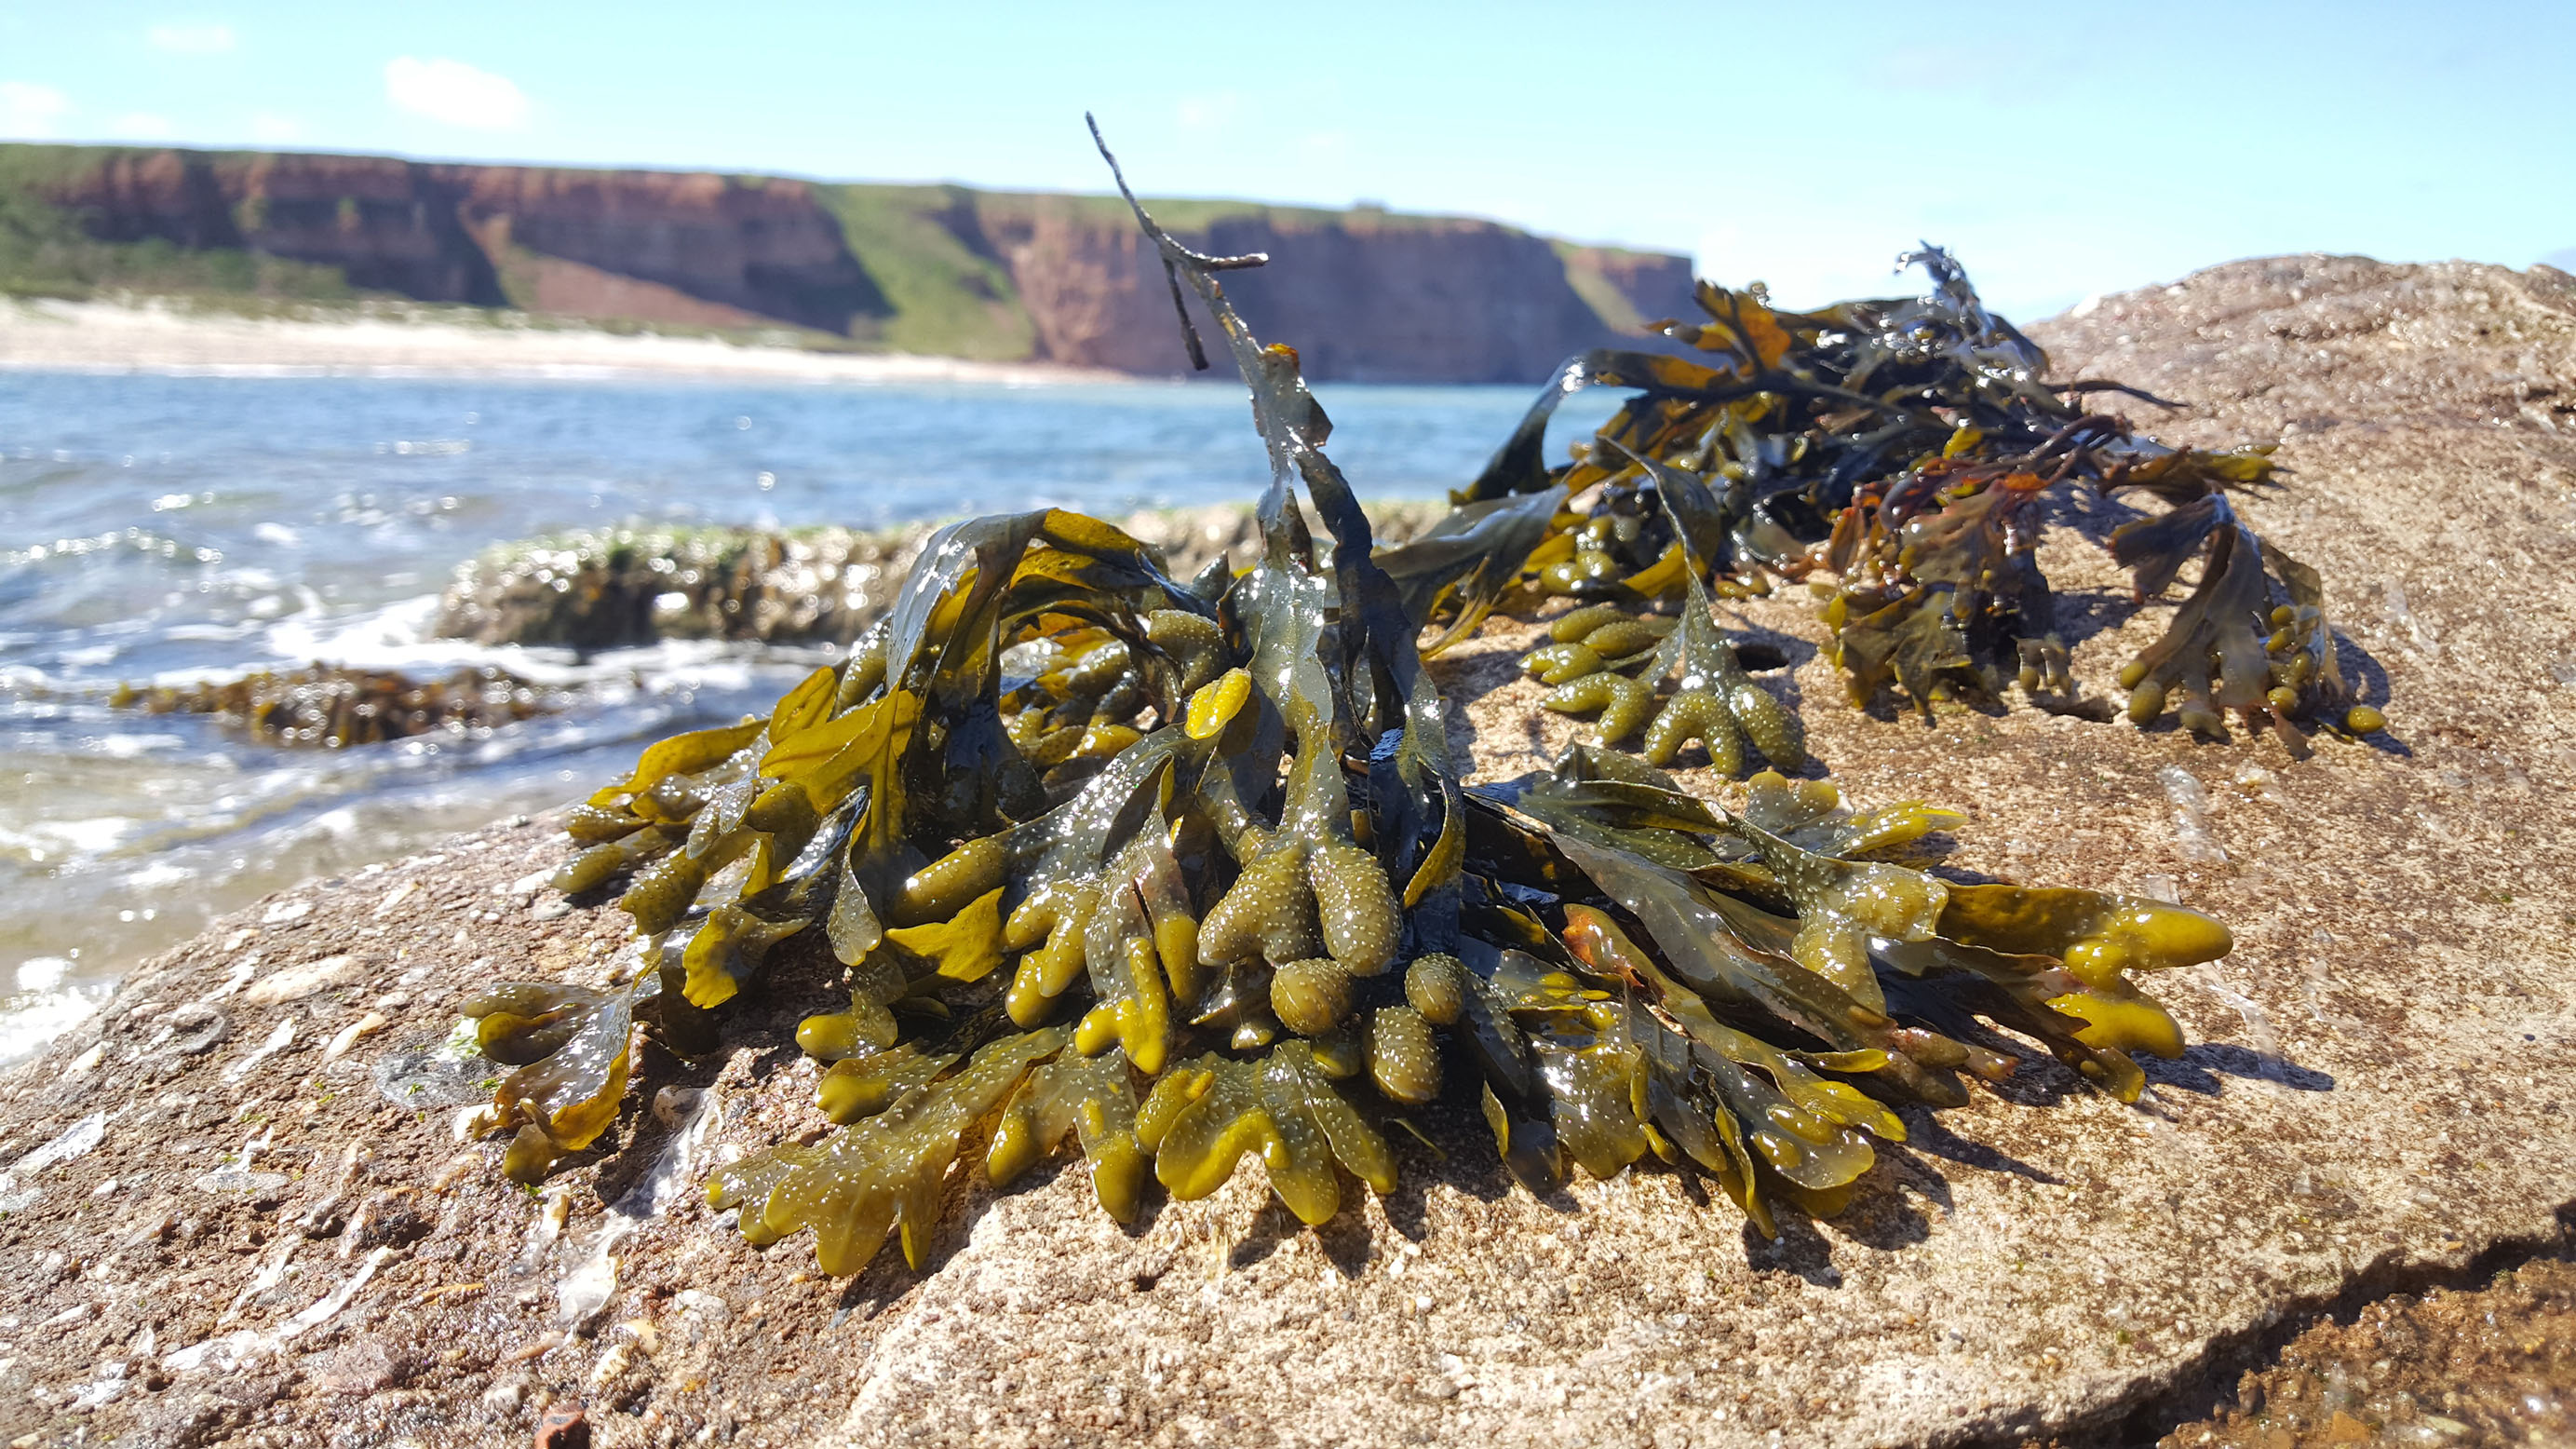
[710,1027,1069,1272]
[456,125,2247,1280]
[1523,569,1807,776]
[2100,482,2359,750]
[1396,246,2359,748]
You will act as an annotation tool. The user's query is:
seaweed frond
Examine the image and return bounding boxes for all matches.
[449,127,2252,1279]
[1373,241,2361,748]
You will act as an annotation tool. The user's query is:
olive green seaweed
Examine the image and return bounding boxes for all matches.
[1406,242,2365,752]
[456,125,2247,1279]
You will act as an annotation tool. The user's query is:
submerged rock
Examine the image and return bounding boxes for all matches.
[432,523,921,650]
[431,503,1450,650]
[112,664,560,747]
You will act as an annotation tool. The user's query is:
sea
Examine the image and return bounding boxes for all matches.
[0,367,1619,1063]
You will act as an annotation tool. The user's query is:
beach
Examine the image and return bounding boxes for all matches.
[0,293,1123,384]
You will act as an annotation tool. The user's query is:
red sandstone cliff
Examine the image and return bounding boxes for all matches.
[7,145,1691,384]
[977,196,1696,383]
[32,149,880,333]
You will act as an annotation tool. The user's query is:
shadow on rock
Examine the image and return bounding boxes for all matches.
[2157,1041,2336,1094]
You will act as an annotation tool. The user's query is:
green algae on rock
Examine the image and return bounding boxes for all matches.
[443,125,2242,1280]
[111,663,560,748]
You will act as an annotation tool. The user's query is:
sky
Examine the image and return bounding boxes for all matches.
[1,0,2570,319]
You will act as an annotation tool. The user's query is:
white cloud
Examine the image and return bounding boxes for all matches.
[113,111,176,140]
[384,56,528,130]
[0,81,71,139]
[146,23,236,54]
[249,113,301,143]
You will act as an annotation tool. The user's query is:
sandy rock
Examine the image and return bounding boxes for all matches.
[0,256,2567,1449]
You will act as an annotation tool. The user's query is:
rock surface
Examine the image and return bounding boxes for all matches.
[0,255,2570,1449]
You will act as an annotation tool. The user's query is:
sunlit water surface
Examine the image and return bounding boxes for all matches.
[0,369,1617,1063]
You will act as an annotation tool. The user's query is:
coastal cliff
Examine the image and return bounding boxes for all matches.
[0,145,1693,382]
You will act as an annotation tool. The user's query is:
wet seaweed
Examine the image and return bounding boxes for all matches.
[1406,246,2357,748]
[1522,571,1807,776]
[457,126,2244,1279]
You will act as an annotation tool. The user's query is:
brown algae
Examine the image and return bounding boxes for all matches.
[455,124,2251,1278]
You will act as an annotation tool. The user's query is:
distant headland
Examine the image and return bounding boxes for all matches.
[0,143,1693,384]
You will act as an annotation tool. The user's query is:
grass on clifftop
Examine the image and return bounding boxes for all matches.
[0,186,361,305]
[812,184,1038,360]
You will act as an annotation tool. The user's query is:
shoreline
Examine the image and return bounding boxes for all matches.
[0,294,1133,386]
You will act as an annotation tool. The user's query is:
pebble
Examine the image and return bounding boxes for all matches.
[192,1165,290,1196]
[322,1013,389,1063]
[244,955,358,1006]
[164,1003,232,1055]
[651,1087,704,1127]
[535,1403,589,1449]
[201,958,259,1001]
[673,1289,728,1320]
[13,1113,107,1174]
[588,1342,636,1390]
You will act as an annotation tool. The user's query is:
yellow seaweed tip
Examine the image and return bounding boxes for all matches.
[883,886,1010,982]
[2061,903,2236,991]
[1074,938,1172,1074]
[2045,990,2186,1060]
[1185,668,1252,739]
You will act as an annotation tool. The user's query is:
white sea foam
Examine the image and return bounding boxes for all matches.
[122,860,196,889]
[0,982,109,1064]
[0,817,135,857]
[94,732,182,759]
